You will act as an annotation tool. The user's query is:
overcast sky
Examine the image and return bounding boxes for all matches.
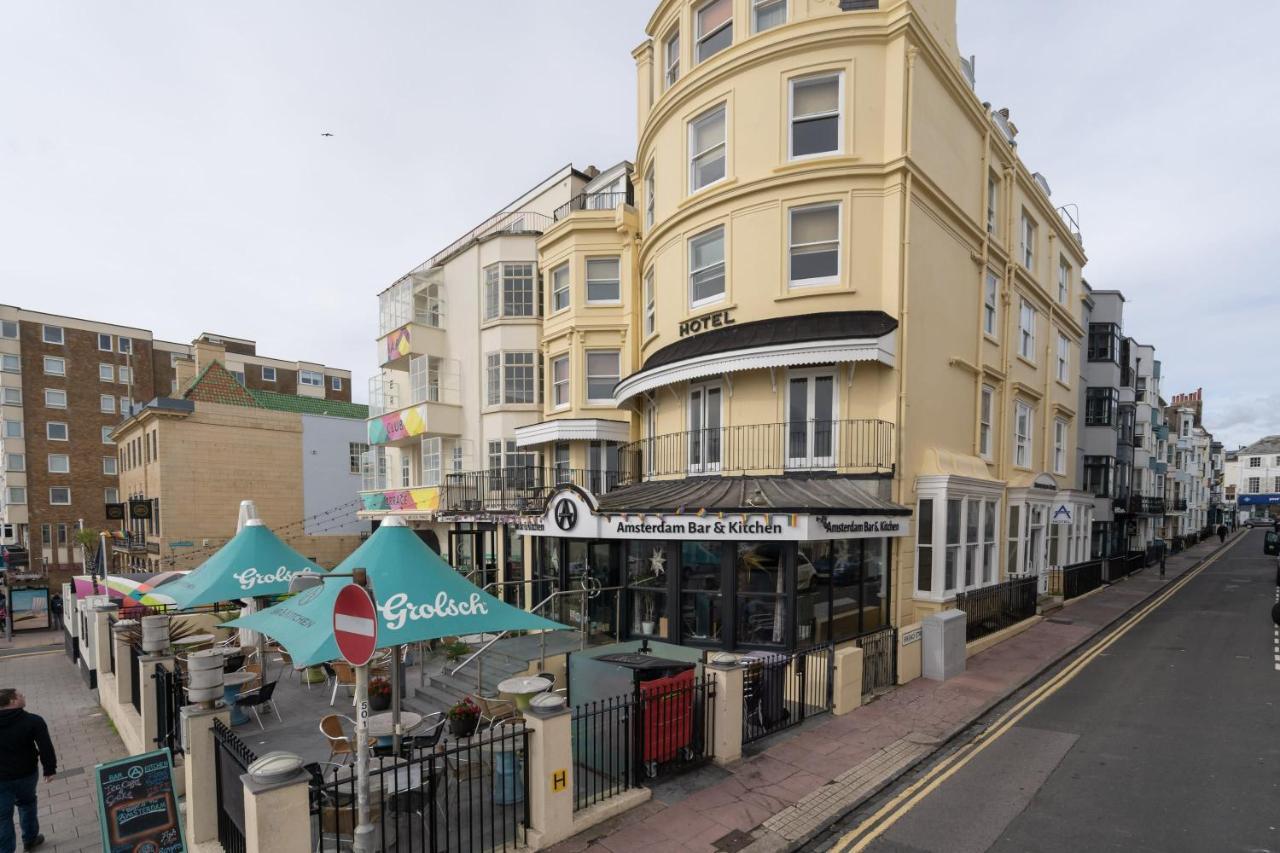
[2,1,1276,448]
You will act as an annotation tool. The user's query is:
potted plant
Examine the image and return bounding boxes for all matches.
[442,639,471,669]
[447,697,481,737]
[368,677,392,712]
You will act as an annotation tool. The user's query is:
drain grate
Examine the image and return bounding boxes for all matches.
[713,829,756,852]
[1047,617,1074,624]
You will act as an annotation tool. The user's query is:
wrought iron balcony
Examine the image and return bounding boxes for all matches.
[440,468,626,516]
[619,419,895,481]
[552,187,634,222]
[1126,495,1165,516]
[1166,498,1188,513]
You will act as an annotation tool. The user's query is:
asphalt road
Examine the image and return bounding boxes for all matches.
[816,529,1280,853]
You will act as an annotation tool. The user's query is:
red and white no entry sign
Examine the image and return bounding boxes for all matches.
[333,584,378,666]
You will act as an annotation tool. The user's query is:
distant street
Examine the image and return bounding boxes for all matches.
[818,529,1280,853]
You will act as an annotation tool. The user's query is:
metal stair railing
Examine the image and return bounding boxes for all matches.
[448,584,626,692]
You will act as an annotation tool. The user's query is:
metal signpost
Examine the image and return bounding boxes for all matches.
[333,577,378,853]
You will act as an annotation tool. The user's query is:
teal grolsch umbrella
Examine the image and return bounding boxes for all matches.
[159,519,325,609]
[226,517,569,751]
[225,517,567,665]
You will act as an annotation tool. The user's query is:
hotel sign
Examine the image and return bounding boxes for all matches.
[679,309,735,338]
[518,492,910,541]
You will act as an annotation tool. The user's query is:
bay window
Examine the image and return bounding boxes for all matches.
[586,257,621,304]
[585,350,620,404]
[916,480,1003,598]
[551,264,570,312]
[551,355,570,409]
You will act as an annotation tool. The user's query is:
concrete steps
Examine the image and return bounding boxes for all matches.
[410,631,588,709]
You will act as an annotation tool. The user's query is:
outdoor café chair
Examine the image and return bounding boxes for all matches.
[235,680,282,730]
[320,714,377,765]
[372,713,446,759]
[306,762,387,851]
[328,661,358,706]
[474,695,518,729]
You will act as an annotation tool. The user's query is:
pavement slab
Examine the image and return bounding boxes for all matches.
[2,644,128,853]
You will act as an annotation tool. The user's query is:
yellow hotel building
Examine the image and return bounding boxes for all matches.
[363,0,1092,678]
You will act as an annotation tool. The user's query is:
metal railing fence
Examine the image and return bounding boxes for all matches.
[741,644,833,745]
[955,576,1038,643]
[308,721,530,853]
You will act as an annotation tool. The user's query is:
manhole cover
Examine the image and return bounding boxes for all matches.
[713,829,756,853]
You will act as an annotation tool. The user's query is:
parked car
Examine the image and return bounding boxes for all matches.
[1245,517,1274,528]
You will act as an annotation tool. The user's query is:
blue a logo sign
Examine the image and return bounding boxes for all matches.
[1051,503,1074,525]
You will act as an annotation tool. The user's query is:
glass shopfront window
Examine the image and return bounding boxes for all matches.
[736,542,786,646]
[627,541,669,638]
[681,541,723,643]
[796,539,888,644]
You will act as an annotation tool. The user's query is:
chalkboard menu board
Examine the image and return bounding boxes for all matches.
[94,748,185,853]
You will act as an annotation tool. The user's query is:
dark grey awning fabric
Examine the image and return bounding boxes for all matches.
[641,311,898,372]
[594,476,911,516]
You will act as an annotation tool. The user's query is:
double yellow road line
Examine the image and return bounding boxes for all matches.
[830,537,1241,852]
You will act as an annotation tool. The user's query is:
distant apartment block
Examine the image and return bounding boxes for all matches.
[0,304,352,578]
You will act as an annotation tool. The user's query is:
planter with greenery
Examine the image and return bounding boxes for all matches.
[447,697,481,737]
[369,677,392,712]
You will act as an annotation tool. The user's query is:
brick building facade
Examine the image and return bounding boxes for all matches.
[0,305,352,589]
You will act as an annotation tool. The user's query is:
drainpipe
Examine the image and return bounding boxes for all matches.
[892,43,919,634]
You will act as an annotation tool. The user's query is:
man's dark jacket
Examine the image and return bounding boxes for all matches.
[0,708,57,780]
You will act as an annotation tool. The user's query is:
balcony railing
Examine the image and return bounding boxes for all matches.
[620,419,895,481]
[1166,498,1188,513]
[440,468,626,515]
[553,187,634,222]
[1126,495,1165,516]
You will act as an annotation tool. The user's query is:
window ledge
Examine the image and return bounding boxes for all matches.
[781,282,848,298]
[772,155,861,176]
[982,333,1000,346]
[678,177,739,210]
[1015,354,1037,370]
[1055,379,1071,391]
[480,317,542,331]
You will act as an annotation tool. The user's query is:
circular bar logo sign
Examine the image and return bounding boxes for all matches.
[554,498,578,531]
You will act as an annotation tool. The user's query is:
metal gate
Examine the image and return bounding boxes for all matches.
[853,627,897,694]
[741,645,834,745]
[153,664,185,755]
[213,718,257,853]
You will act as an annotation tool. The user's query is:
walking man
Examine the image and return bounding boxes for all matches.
[47,596,61,633]
[1216,523,1227,544]
[0,688,56,853]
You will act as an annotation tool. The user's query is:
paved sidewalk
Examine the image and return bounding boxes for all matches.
[1,627,65,654]
[554,533,1239,853]
[3,647,127,852]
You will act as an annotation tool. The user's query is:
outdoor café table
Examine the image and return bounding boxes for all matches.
[222,670,258,726]
[368,711,423,748]
[173,633,216,650]
[496,676,551,712]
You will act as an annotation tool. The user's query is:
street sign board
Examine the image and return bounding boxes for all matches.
[1050,503,1074,526]
[333,584,378,666]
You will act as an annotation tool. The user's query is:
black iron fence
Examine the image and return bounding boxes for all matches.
[308,721,529,853]
[955,576,1038,643]
[153,663,185,756]
[571,695,632,811]
[620,419,895,481]
[1105,551,1147,582]
[853,627,898,694]
[440,468,624,515]
[570,674,715,812]
[213,718,257,853]
[741,645,833,745]
[553,187,634,221]
[1047,560,1104,600]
